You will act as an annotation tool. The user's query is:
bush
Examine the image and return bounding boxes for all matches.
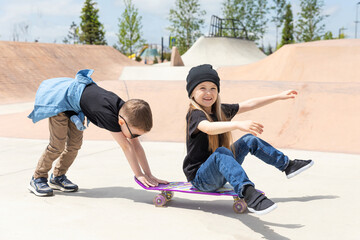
[163,52,171,61]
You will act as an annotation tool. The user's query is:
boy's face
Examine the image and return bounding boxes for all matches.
[118,115,145,139]
[192,81,218,113]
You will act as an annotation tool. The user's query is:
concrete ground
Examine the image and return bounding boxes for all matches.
[1,137,359,240]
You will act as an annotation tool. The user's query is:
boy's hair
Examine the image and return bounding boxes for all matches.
[122,99,153,132]
[188,95,233,154]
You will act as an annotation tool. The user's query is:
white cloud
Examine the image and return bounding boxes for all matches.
[0,0,81,22]
[0,0,82,42]
[31,24,69,43]
[114,0,173,17]
[199,0,222,16]
[323,5,340,16]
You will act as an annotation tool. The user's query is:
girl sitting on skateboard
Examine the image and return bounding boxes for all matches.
[183,64,314,215]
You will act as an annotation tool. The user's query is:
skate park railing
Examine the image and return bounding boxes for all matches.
[209,15,249,40]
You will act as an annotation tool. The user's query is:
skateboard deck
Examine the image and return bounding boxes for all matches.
[134,177,247,213]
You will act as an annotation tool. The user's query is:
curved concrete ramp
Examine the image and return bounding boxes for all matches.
[218,39,360,82]
[181,36,266,67]
[0,41,142,104]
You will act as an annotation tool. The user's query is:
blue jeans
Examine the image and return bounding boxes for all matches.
[191,134,289,198]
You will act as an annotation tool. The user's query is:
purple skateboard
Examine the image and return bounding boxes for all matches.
[134,177,247,213]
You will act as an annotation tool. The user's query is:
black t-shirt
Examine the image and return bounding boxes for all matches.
[183,104,239,181]
[80,83,125,132]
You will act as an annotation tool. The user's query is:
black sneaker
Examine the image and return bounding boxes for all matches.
[285,159,314,179]
[28,177,54,197]
[49,174,78,192]
[244,185,277,215]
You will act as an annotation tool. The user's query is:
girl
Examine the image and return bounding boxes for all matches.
[183,64,313,215]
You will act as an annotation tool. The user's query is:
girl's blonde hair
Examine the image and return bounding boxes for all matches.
[188,95,233,153]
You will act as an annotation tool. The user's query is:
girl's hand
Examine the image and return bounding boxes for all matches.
[278,90,298,100]
[236,120,264,136]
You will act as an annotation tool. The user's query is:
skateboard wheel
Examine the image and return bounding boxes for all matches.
[162,191,174,201]
[233,199,247,214]
[153,194,167,207]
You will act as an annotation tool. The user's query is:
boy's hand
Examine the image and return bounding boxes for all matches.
[136,174,158,188]
[236,120,264,136]
[147,174,169,185]
[278,90,298,100]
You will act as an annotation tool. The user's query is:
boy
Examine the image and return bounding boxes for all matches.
[28,69,166,196]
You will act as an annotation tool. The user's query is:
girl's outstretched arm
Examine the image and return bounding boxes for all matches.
[238,90,298,114]
[198,120,264,136]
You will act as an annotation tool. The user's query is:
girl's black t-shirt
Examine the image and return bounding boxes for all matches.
[80,83,125,132]
[183,103,239,182]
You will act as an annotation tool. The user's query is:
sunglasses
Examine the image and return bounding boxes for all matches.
[118,115,140,139]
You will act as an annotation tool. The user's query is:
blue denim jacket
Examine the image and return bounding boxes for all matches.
[28,69,94,129]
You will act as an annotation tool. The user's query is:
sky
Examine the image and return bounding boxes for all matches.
[0,0,359,49]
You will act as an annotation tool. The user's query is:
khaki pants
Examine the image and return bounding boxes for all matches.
[34,113,83,179]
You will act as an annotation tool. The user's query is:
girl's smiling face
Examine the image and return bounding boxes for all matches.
[192,81,218,113]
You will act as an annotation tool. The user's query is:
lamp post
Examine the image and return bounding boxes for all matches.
[356,2,360,38]
[339,27,347,38]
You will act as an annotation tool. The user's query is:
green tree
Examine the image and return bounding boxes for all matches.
[167,0,206,55]
[323,28,347,40]
[296,0,328,42]
[279,3,295,48]
[222,0,269,43]
[221,0,241,37]
[323,31,333,40]
[116,0,145,56]
[266,43,273,55]
[79,0,107,45]
[63,21,80,44]
[271,0,286,48]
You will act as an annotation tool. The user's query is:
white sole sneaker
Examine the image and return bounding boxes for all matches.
[287,160,314,179]
[27,184,53,197]
[248,203,278,215]
[49,182,78,192]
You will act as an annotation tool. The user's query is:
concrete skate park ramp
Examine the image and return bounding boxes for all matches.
[218,39,360,82]
[0,41,141,104]
[216,39,360,153]
[181,36,266,67]
[119,36,266,81]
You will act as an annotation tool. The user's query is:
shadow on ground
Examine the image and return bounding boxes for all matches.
[57,186,338,240]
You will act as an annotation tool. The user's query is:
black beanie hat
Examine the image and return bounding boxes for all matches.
[186,64,220,98]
